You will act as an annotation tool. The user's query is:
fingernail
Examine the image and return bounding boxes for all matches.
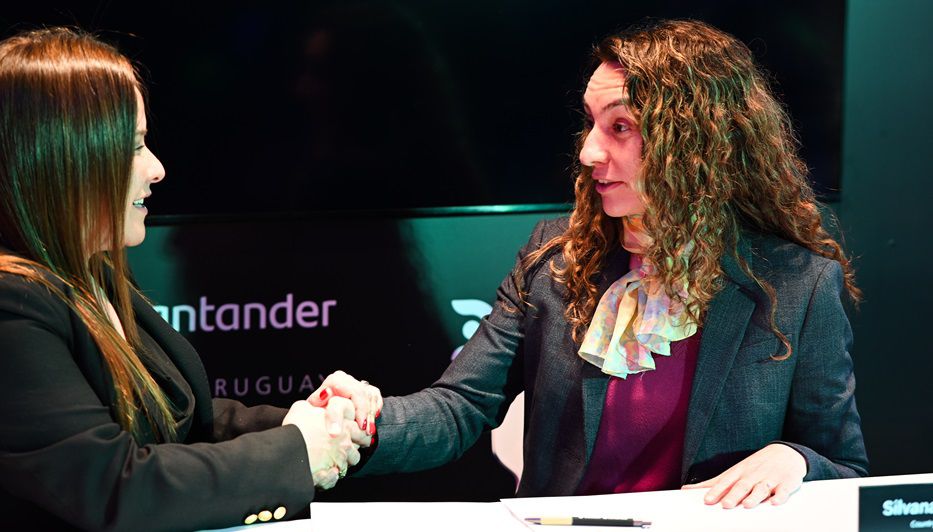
[376,408,381,418]
[370,436,375,446]
[320,388,330,401]
[368,422,376,436]
[361,419,368,432]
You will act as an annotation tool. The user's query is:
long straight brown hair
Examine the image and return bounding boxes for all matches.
[0,28,177,442]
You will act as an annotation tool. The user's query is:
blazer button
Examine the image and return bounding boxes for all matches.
[243,514,258,525]
[273,506,287,520]
[258,510,273,522]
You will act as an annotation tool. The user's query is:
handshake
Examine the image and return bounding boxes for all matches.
[281,371,383,490]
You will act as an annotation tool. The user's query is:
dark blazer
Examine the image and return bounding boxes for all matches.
[0,270,315,531]
[359,217,868,496]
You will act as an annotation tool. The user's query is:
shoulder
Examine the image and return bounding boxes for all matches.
[517,215,568,277]
[744,233,838,284]
[728,233,845,318]
[0,261,72,326]
[520,216,568,261]
[507,216,571,311]
[530,216,569,240]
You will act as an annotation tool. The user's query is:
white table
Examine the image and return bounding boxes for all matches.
[500,473,933,532]
[210,473,933,532]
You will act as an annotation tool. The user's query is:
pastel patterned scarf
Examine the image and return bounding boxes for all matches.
[578,216,697,379]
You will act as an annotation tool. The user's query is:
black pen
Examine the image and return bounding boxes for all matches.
[525,517,651,528]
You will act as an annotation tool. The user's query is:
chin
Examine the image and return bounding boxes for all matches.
[601,204,642,218]
[123,230,146,248]
[600,193,646,218]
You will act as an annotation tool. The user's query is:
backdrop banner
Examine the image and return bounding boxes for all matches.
[128,208,561,501]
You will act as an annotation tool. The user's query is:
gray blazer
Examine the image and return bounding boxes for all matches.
[359,217,868,497]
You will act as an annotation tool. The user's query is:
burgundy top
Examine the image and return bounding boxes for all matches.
[576,331,701,495]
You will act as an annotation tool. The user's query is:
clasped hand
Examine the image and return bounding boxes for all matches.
[308,370,383,437]
[282,395,369,490]
[282,371,383,490]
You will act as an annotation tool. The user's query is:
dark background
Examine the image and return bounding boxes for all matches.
[2,0,844,215]
[5,0,932,502]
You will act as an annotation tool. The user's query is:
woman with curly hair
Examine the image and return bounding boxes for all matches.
[314,18,868,508]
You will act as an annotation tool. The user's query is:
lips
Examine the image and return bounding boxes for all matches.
[131,193,150,211]
[594,179,626,194]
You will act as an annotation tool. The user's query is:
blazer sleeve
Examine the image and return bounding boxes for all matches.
[0,275,315,531]
[357,218,554,476]
[777,260,869,479]
[212,398,289,441]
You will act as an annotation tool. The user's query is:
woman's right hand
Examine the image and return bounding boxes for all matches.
[282,397,363,490]
[309,371,383,437]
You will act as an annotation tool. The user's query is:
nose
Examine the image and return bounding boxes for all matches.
[579,127,608,167]
[147,150,166,184]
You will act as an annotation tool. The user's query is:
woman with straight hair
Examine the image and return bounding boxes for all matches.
[313,18,868,509]
[0,27,365,531]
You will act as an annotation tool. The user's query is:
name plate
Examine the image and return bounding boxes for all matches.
[860,484,933,531]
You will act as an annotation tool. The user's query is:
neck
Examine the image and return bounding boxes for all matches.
[621,215,652,255]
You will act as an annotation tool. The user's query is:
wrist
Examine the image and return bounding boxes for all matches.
[768,441,809,478]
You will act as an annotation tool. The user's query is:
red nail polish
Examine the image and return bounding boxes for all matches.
[370,436,375,446]
[320,388,329,401]
[369,423,376,436]
[361,419,368,432]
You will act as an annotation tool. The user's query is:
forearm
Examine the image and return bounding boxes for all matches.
[356,388,492,476]
[212,397,289,441]
[0,423,314,531]
[776,440,868,480]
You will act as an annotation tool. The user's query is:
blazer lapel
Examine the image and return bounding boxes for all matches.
[549,350,608,495]
[580,246,629,466]
[680,239,759,482]
[581,364,610,464]
[132,290,215,431]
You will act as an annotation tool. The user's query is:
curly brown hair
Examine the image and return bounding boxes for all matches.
[523,19,859,358]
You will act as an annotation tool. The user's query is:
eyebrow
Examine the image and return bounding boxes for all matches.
[583,98,632,116]
[602,98,630,112]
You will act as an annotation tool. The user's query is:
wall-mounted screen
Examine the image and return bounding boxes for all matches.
[4,1,845,216]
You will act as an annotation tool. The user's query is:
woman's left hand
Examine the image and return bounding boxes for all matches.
[681,443,807,508]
